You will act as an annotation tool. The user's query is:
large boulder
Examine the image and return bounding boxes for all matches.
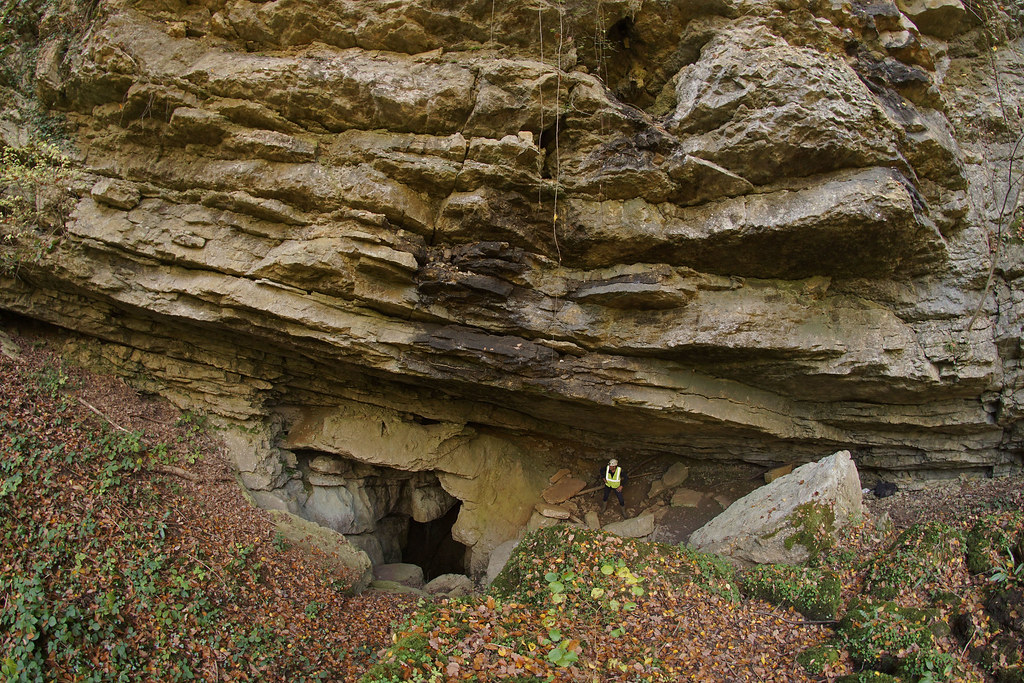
[688,451,864,566]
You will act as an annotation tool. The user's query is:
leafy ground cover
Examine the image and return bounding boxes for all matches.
[0,331,416,681]
[368,481,1024,682]
[368,525,833,682]
[3,322,1024,682]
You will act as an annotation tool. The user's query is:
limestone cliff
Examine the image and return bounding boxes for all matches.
[0,0,1021,574]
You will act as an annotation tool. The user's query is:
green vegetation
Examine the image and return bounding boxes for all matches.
[965,511,1024,585]
[740,563,842,620]
[863,522,966,600]
[838,601,942,672]
[0,352,403,681]
[796,643,841,675]
[0,137,78,276]
[782,501,838,561]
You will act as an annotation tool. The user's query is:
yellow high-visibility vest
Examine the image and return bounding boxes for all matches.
[605,466,621,487]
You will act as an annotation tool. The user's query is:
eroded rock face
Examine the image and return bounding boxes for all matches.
[1,0,1022,575]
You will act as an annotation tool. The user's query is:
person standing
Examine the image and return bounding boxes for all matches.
[602,458,626,512]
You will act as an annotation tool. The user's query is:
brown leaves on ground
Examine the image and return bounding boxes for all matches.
[376,527,831,682]
[0,329,416,681]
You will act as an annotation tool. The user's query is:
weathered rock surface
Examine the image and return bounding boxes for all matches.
[1,0,1022,577]
[541,477,587,504]
[424,573,475,598]
[536,503,572,520]
[688,451,864,566]
[604,513,656,539]
[485,540,519,586]
[671,489,705,509]
[373,563,425,589]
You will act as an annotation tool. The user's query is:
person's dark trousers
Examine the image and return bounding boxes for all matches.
[603,485,624,506]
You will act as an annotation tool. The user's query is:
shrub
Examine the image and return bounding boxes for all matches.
[740,563,842,620]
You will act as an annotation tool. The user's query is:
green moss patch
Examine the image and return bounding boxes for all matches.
[796,643,841,675]
[740,563,842,620]
[966,512,1024,582]
[863,522,966,599]
[783,501,837,562]
[838,600,943,673]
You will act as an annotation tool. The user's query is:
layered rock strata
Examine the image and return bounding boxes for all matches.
[1,0,1022,574]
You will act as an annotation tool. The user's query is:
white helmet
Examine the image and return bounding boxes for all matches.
[609,458,618,467]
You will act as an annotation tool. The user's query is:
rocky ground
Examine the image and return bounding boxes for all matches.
[2,320,1022,681]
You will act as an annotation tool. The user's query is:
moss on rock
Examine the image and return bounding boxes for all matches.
[966,511,1024,578]
[782,501,837,562]
[863,522,966,599]
[740,563,841,620]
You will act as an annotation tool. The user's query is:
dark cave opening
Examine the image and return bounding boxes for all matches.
[606,16,634,50]
[402,503,466,581]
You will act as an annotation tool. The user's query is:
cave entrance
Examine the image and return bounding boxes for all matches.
[402,502,466,581]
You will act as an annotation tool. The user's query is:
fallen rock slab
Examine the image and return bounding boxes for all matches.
[671,488,705,508]
[549,468,571,484]
[604,513,655,539]
[527,511,561,532]
[536,502,571,519]
[373,562,425,589]
[662,462,690,488]
[542,477,587,504]
[688,450,863,566]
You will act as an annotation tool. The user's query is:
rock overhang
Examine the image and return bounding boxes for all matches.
[2,0,1022,573]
